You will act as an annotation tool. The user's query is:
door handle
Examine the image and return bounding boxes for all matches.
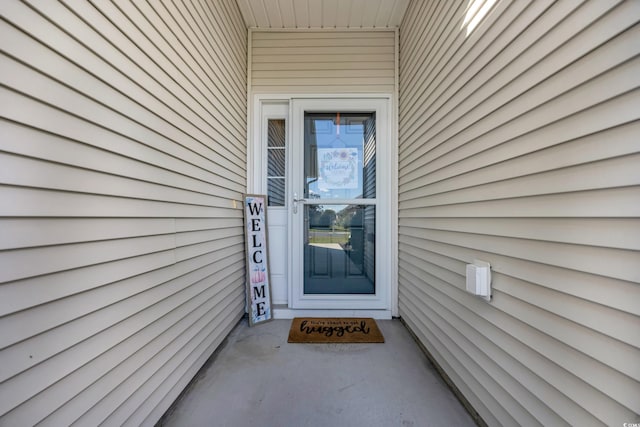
[292,193,305,214]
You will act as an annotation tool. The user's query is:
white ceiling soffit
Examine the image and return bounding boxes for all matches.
[236,0,411,29]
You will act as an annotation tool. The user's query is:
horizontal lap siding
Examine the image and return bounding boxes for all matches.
[0,1,247,426]
[251,30,395,93]
[398,0,640,426]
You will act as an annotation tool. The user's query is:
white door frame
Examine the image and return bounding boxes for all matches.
[249,94,397,319]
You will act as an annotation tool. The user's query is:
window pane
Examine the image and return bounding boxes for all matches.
[267,149,285,177]
[268,177,285,207]
[267,119,286,207]
[268,119,285,147]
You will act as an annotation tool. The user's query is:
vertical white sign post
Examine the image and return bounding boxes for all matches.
[244,194,272,326]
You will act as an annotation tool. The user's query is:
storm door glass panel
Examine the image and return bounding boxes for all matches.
[267,119,286,206]
[304,205,375,294]
[303,113,376,200]
[303,112,376,294]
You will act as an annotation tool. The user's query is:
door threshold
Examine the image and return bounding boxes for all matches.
[273,305,392,319]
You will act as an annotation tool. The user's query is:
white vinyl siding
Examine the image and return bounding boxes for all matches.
[251,30,396,93]
[398,0,640,426]
[0,1,247,426]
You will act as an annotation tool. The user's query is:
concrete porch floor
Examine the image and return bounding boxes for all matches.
[160,319,477,427]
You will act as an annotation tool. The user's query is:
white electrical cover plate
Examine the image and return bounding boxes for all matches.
[466,260,491,301]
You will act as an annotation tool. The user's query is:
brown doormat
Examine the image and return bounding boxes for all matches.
[287,318,384,343]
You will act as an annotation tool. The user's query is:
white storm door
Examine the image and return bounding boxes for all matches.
[289,98,391,310]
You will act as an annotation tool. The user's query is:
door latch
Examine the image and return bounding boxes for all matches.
[292,193,305,214]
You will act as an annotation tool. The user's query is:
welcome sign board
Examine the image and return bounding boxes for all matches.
[243,194,272,326]
[317,148,359,190]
